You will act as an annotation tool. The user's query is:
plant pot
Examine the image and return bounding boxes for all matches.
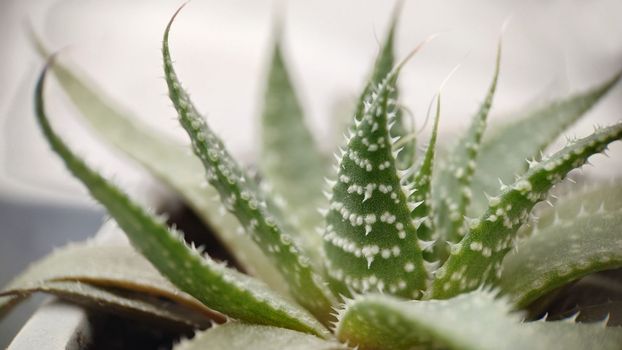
[6,186,235,349]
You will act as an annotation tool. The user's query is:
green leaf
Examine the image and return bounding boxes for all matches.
[0,241,221,325]
[34,63,329,337]
[175,323,346,350]
[259,37,327,266]
[0,281,207,329]
[408,97,441,245]
[28,30,286,294]
[353,4,417,170]
[350,4,416,172]
[352,6,397,123]
[432,42,501,249]
[378,5,416,170]
[336,291,622,350]
[324,68,427,299]
[468,71,622,215]
[499,180,622,308]
[163,9,335,323]
[431,123,622,299]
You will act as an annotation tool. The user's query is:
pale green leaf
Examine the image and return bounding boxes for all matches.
[29,30,286,294]
[408,97,441,245]
[431,123,622,299]
[0,281,207,329]
[34,64,329,337]
[433,42,501,249]
[259,38,326,265]
[499,180,622,308]
[175,323,346,350]
[0,242,220,325]
[468,71,621,215]
[336,291,622,350]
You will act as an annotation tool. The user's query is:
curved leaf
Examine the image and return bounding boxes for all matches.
[336,292,622,350]
[163,9,335,323]
[0,281,207,329]
[0,242,220,325]
[499,181,622,308]
[468,71,621,215]
[29,30,286,294]
[431,123,622,299]
[175,323,346,350]
[34,63,329,337]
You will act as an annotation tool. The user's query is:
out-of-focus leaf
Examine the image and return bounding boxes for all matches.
[336,291,622,350]
[29,29,287,295]
[259,38,327,265]
[431,123,622,299]
[499,181,622,308]
[34,63,329,337]
[468,71,621,215]
[175,323,346,350]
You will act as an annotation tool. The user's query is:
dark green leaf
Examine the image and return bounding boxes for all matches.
[163,9,335,323]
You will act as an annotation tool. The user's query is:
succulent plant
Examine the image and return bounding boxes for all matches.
[3,4,622,349]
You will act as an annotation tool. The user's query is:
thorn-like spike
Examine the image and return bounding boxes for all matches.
[526,158,539,169]
[408,200,424,212]
[325,177,337,188]
[413,217,427,229]
[596,201,606,214]
[423,260,440,272]
[366,257,374,269]
[418,239,436,251]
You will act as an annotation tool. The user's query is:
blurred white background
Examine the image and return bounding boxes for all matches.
[0,0,621,345]
[1,0,622,203]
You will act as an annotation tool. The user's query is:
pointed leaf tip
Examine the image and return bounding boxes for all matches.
[324,71,427,299]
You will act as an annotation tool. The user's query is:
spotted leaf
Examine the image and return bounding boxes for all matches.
[324,67,427,299]
[408,97,441,246]
[163,8,335,323]
[378,5,416,170]
[29,30,287,295]
[431,123,622,299]
[468,70,621,215]
[34,63,329,337]
[350,5,415,171]
[432,42,501,251]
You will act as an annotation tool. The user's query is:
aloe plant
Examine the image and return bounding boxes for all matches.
[3,5,622,349]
